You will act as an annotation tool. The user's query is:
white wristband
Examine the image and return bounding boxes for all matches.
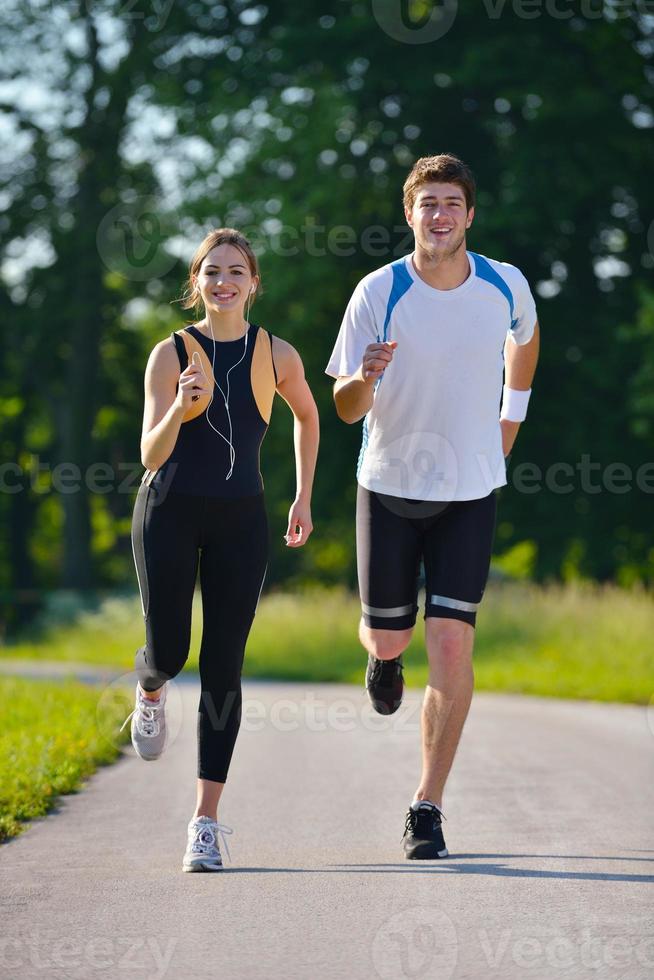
[500,386,531,422]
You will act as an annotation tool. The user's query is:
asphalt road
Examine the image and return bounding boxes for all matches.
[1,676,653,980]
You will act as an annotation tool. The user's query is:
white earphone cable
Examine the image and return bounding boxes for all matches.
[203,287,254,481]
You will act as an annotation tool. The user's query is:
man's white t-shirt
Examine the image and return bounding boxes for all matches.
[325,250,537,501]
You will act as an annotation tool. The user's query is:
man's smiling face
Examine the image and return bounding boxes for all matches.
[406,181,474,259]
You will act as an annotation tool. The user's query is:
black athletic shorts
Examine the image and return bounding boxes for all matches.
[356,484,497,630]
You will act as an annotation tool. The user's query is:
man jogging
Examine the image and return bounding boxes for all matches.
[325,154,539,859]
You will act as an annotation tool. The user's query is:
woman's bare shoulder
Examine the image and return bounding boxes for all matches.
[270,333,300,363]
[145,334,181,378]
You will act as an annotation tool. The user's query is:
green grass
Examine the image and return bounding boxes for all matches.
[0,676,131,842]
[471,581,653,703]
[2,582,653,703]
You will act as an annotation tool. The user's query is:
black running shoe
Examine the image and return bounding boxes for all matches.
[365,654,404,714]
[403,802,449,859]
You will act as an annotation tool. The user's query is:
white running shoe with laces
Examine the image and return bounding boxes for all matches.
[182,816,233,873]
[120,682,168,761]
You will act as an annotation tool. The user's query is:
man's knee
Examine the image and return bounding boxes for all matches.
[425,618,474,664]
[359,619,413,660]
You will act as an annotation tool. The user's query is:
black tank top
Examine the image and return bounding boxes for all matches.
[145,323,278,498]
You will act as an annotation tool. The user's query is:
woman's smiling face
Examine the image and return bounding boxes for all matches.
[194,242,258,312]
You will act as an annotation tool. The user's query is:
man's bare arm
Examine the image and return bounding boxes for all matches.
[505,319,540,390]
[501,320,540,456]
[333,341,397,423]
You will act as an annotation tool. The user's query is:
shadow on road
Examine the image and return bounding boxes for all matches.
[185,854,654,883]
[326,861,654,883]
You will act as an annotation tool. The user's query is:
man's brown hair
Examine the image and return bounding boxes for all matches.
[403,154,476,213]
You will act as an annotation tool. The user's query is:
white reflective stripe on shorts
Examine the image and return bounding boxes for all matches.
[429,595,479,613]
[362,602,415,618]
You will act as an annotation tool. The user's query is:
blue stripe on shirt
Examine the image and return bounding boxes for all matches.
[469,251,517,330]
[380,258,414,342]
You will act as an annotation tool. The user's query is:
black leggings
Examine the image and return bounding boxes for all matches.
[131,482,268,782]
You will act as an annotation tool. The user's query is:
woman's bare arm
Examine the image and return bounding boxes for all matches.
[140,340,210,470]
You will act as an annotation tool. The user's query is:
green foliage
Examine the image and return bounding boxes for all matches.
[0,676,130,842]
[492,540,538,579]
[0,0,653,618]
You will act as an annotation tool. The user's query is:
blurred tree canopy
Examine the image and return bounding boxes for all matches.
[0,0,653,629]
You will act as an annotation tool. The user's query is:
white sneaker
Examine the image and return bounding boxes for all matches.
[182,816,233,873]
[120,683,167,761]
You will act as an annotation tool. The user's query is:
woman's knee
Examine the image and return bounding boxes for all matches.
[134,643,182,687]
[359,619,413,660]
[144,648,187,679]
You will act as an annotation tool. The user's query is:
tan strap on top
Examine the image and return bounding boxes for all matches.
[250,327,277,424]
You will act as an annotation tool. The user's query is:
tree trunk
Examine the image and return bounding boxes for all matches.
[59,17,139,587]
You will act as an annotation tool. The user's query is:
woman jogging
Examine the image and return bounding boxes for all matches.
[121,227,319,871]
